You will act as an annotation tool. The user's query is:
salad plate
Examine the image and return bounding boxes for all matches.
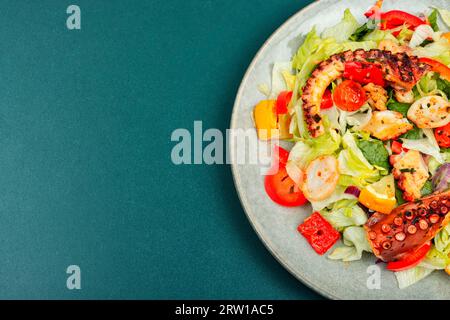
[230,0,450,299]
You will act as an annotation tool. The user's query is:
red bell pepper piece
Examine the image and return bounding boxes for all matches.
[419,57,450,82]
[387,242,431,272]
[320,89,333,109]
[297,212,340,255]
[344,61,385,87]
[275,91,293,115]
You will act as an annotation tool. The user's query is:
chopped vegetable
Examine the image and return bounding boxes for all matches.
[321,9,360,43]
[379,10,426,35]
[435,122,450,148]
[275,91,292,114]
[265,153,308,207]
[420,57,450,82]
[387,242,431,271]
[431,163,450,192]
[333,80,368,112]
[356,138,390,170]
[420,180,433,196]
[328,226,372,261]
[343,61,385,86]
[253,100,278,140]
[297,212,340,255]
[428,9,439,32]
[320,89,333,109]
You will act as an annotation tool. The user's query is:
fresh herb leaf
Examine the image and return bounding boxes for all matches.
[400,125,422,140]
[437,78,450,97]
[356,139,390,170]
[428,9,439,32]
[395,185,406,205]
[387,100,411,117]
[420,39,434,47]
[350,23,372,41]
[421,180,434,196]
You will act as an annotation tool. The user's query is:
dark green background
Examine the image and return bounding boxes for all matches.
[0,0,321,299]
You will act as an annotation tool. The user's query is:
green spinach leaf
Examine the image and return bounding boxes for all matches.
[356,139,390,170]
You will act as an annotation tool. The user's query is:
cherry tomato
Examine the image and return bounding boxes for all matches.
[297,212,340,255]
[391,140,407,154]
[434,122,450,148]
[387,242,431,272]
[332,80,367,112]
[265,166,308,207]
[275,91,293,115]
[419,57,450,82]
[320,89,333,109]
[344,62,385,87]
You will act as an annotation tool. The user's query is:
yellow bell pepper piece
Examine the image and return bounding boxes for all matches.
[277,113,293,140]
[253,100,278,140]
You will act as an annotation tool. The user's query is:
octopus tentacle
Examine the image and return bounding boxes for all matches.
[364,189,450,262]
[301,49,431,138]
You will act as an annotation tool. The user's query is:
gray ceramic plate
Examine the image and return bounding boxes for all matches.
[230,0,450,300]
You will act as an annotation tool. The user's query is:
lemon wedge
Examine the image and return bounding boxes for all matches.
[359,174,397,214]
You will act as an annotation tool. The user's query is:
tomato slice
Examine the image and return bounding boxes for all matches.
[419,57,450,82]
[435,122,450,148]
[320,89,333,109]
[265,145,307,207]
[344,62,385,87]
[265,166,308,207]
[275,91,293,115]
[297,212,340,255]
[332,80,367,112]
[273,145,290,167]
[391,140,407,154]
[387,242,431,272]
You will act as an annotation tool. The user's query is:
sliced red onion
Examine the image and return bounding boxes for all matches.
[432,163,450,192]
[345,186,361,198]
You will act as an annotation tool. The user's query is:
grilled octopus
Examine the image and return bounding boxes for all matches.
[365,189,450,262]
[302,49,430,137]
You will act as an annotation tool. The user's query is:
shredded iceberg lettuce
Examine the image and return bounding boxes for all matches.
[395,267,434,289]
[288,126,341,170]
[402,128,444,164]
[321,9,360,43]
[413,38,450,66]
[328,226,372,262]
[338,131,381,185]
[320,199,368,231]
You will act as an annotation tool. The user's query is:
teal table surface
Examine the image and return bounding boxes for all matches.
[0,0,322,299]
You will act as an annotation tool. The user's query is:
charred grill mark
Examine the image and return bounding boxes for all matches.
[301,49,431,137]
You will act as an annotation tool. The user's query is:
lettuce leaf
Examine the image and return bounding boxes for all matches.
[292,27,322,71]
[337,131,381,185]
[328,226,372,262]
[395,267,434,289]
[320,200,368,231]
[288,127,341,170]
[413,38,450,65]
[437,8,450,28]
[309,186,355,212]
[321,9,360,43]
[363,29,399,44]
[402,128,444,164]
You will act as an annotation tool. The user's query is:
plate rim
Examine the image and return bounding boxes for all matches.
[229,0,340,300]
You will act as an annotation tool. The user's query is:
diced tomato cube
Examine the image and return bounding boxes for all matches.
[297,212,340,255]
